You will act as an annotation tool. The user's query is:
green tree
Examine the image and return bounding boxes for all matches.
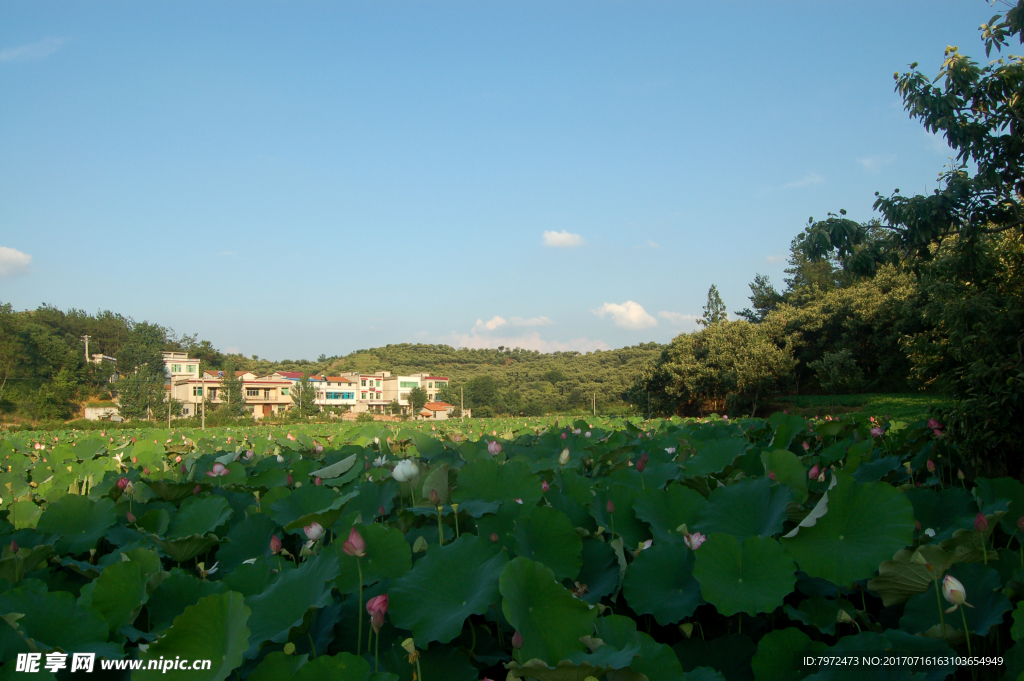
[697,285,728,327]
[807,349,865,413]
[220,362,246,417]
[406,386,428,416]
[290,374,319,417]
[735,274,784,323]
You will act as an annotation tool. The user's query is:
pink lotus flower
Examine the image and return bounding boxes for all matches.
[561,433,567,440]
[117,477,129,490]
[684,532,706,551]
[768,470,777,481]
[366,594,389,633]
[304,522,324,541]
[808,465,820,480]
[932,428,943,437]
[541,480,550,492]
[206,463,229,477]
[287,433,296,441]
[802,441,810,451]
[927,459,936,473]
[585,431,591,438]
[488,441,502,455]
[870,427,883,437]
[342,526,366,557]
[244,450,254,460]
[175,455,182,463]
[314,443,323,454]
[315,477,323,486]
[975,513,989,533]
[270,535,282,554]
[928,418,942,430]
[511,631,523,649]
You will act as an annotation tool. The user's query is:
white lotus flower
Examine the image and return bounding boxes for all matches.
[373,455,387,467]
[392,459,419,482]
[559,448,571,465]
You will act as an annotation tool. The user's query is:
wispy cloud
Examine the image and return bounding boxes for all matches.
[445,330,609,353]
[0,37,68,64]
[472,316,507,333]
[858,155,897,172]
[784,172,824,189]
[766,254,786,264]
[472,315,554,333]
[593,301,658,330]
[634,240,660,250]
[509,316,553,327]
[658,311,700,330]
[542,230,585,248]
[0,246,32,278]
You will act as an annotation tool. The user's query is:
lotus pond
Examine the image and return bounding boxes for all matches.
[0,413,1021,680]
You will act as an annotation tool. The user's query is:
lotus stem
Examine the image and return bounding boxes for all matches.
[356,557,364,657]
[436,507,444,546]
[934,579,948,646]
[374,630,379,672]
[308,632,317,658]
[960,606,972,656]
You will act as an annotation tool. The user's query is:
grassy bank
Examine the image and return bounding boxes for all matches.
[771,393,943,422]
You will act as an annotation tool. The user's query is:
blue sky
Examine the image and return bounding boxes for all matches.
[0,1,990,359]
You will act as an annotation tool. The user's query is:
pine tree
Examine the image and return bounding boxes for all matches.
[698,284,728,327]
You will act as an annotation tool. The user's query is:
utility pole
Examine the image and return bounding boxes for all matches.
[82,335,91,363]
[460,387,464,421]
[201,375,206,430]
[167,372,172,429]
[593,392,596,417]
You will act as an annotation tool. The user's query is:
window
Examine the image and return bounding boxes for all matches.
[428,382,433,388]
[264,389,272,399]
[281,388,289,396]
[246,388,260,397]
[400,381,418,388]
[208,388,218,399]
[317,392,324,400]
[361,379,367,387]
[361,392,368,399]
[193,387,203,396]
[187,365,196,373]
[343,392,354,399]
[376,380,381,387]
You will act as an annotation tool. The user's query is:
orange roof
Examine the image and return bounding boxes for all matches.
[423,401,454,411]
[325,375,356,383]
[424,376,448,381]
[203,370,247,378]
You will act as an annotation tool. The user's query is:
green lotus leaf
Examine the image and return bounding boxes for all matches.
[333,522,412,593]
[512,506,582,581]
[269,484,345,529]
[680,438,749,478]
[244,551,340,655]
[86,560,147,633]
[246,651,308,681]
[782,595,855,636]
[751,628,827,681]
[292,653,370,681]
[390,534,507,644]
[167,495,233,539]
[1013,600,1024,641]
[904,486,976,542]
[0,584,111,654]
[696,478,792,540]
[420,462,450,504]
[781,473,914,586]
[761,449,808,502]
[148,533,220,564]
[0,544,53,582]
[633,484,707,544]
[135,508,171,536]
[623,541,703,625]
[500,557,596,665]
[593,614,687,680]
[147,569,228,632]
[673,633,755,681]
[284,490,360,533]
[216,513,279,571]
[136,592,250,681]
[504,658,645,681]
[574,539,620,605]
[768,412,808,450]
[7,500,42,530]
[309,454,357,480]
[899,562,1011,636]
[452,459,543,508]
[693,534,795,616]
[866,545,955,607]
[221,562,272,598]
[590,485,650,550]
[145,479,204,503]
[36,495,116,555]
[973,477,1024,535]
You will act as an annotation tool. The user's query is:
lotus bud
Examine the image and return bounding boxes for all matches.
[606,500,615,513]
[342,526,366,557]
[928,418,942,430]
[366,594,389,633]
[487,441,502,455]
[193,484,201,495]
[541,480,550,492]
[180,464,187,474]
[1018,516,1024,534]
[511,631,523,649]
[378,505,386,517]
[927,459,936,473]
[680,623,694,638]
[942,574,974,613]
[490,533,499,543]
[975,512,989,533]
[131,455,137,463]
[768,470,777,481]
[315,476,323,486]
[392,459,419,482]
[277,454,285,463]
[315,444,323,454]
[270,535,282,554]
[286,474,294,486]
[559,448,570,465]
[561,432,567,440]
[245,450,254,460]
[915,520,921,531]
[802,441,810,451]
[429,489,441,506]
[304,522,324,541]
[10,540,19,554]
[958,469,965,480]
[808,465,820,480]
[143,467,150,475]
[126,511,136,523]
[585,431,591,438]
[117,477,129,490]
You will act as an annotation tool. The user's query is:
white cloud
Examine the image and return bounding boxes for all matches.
[542,230,585,248]
[765,254,785,264]
[858,155,896,172]
[472,316,507,333]
[509,316,553,327]
[634,240,661,250]
[593,301,658,330]
[658,311,700,330]
[446,330,609,354]
[0,38,67,63]
[0,246,32,278]
[784,172,824,189]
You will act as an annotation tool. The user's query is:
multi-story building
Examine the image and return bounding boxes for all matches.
[308,374,359,411]
[414,374,450,403]
[163,352,201,381]
[382,375,422,415]
[171,370,293,419]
